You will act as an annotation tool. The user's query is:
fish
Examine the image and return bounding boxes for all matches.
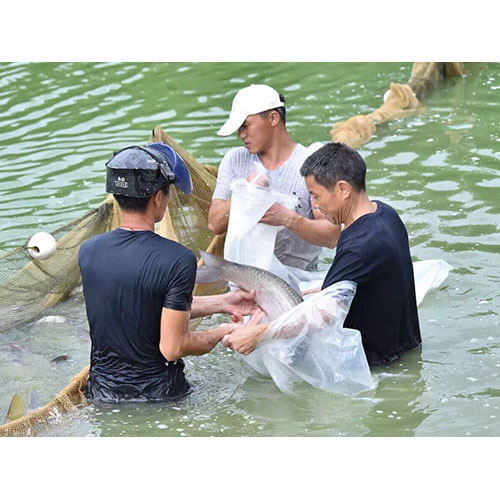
[196,251,303,321]
[30,390,41,411]
[6,393,25,422]
[50,354,69,363]
[4,390,42,423]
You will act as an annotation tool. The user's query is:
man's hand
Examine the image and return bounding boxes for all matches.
[259,202,295,227]
[221,289,264,323]
[247,170,270,187]
[222,323,268,355]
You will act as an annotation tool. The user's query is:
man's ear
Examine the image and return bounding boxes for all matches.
[268,110,281,127]
[152,190,161,206]
[151,189,164,209]
[337,180,352,199]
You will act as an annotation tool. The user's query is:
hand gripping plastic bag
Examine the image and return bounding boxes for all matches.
[243,280,377,395]
[224,163,301,290]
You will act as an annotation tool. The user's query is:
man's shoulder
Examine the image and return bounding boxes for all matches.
[148,233,195,259]
[80,230,194,258]
[375,201,408,236]
[79,231,109,254]
[222,146,253,163]
[376,200,399,217]
[291,143,312,162]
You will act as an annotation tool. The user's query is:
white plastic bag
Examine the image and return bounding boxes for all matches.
[243,280,377,395]
[299,258,453,303]
[224,163,301,290]
[413,259,453,306]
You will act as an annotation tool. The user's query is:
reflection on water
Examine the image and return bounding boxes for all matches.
[1,62,499,436]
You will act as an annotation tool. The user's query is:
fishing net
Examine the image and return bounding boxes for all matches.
[330,62,466,149]
[0,127,223,435]
[0,366,89,437]
[0,127,223,337]
[149,126,226,296]
[0,199,119,333]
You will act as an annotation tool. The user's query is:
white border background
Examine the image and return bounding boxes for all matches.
[1,1,498,496]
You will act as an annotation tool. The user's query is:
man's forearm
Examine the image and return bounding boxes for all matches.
[208,199,231,234]
[285,214,340,248]
[178,328,227,357]
[191,295,225,319]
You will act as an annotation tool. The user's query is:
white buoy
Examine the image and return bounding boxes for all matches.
[27,232,57,260]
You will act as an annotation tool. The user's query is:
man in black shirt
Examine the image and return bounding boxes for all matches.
[223,142,421,365]
[79,144,256,402]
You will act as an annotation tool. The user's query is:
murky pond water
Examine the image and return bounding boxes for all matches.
[0,62,499,436]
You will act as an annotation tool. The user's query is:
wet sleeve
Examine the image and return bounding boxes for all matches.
[322,249,371,289]
[212,150,234,200]
[163,251,197,311]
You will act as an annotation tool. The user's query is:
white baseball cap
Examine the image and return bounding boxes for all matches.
[217,84,285,136]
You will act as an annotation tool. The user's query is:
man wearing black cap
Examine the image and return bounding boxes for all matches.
[78,143,256,403]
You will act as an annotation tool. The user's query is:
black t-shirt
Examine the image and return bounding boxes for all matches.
[78,228,197,402]
[322,201,421,365]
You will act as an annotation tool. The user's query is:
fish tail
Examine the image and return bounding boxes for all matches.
[6,393,25,422]
[195,251,229,284]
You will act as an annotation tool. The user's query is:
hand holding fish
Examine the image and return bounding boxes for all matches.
[222,323,269,355]
[221,289,264,323]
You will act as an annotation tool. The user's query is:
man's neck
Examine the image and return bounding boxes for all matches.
[120,211,155,232]
[343,193,378,229]
[258,132,296,170]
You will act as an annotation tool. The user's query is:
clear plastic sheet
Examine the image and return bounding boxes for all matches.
[243,281,377,395]
[223,163,309,293]
[413,259,453,306]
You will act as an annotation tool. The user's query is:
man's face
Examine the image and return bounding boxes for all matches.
[305,175,346,225]
[237,113,273,154]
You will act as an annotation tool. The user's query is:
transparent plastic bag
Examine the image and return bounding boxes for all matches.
[413,259,452,306]
[243,280,377,395]
[224,162,301,290]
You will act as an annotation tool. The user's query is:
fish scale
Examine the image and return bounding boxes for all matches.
[197,251,303,320]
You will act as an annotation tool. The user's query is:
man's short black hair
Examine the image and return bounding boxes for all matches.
[300,142,367,192]
[259,93,286,125]
[114,183,170,213]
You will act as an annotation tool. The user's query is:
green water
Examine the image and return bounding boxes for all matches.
[0,62,499,436]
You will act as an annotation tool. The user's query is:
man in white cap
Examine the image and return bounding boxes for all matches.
[208,84,340,272]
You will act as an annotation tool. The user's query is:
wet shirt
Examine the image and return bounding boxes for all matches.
[78,229,196,402]
[322,201,421,365]
[212,145,322,271]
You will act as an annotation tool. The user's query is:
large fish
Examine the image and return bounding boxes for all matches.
[196,251,303,321]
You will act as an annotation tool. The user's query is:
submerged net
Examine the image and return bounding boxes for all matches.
[0,63,470,436]
[0,366,89,437]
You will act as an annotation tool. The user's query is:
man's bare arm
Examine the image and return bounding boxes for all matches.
[159,308,236,360]
[208,199,231,234]
[259,204,340,248]
[190,290,261,321]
